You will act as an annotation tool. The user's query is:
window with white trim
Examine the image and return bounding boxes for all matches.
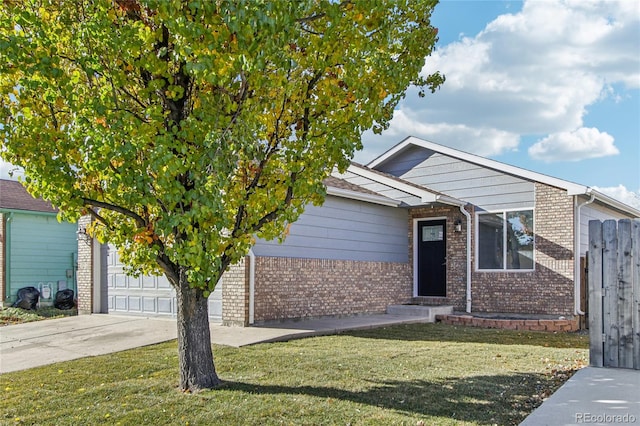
[477,210,534,270]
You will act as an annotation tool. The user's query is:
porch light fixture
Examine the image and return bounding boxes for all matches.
[77,227,92,246]
[454,219,462,233]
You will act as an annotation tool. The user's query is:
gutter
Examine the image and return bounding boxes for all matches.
[587,188,640,217]
[344,164,439,203]
[571,186,640,315]
[0,208,58,217]
[574,192,596,315]
[326,186,401,207]
[4,213,13,302]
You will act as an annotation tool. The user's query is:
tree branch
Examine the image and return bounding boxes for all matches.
[87,207,111,230]
[82,197,146,229]
[295,1,351,24]
[250,178,296,234]
[156,252,179,286]
[47,102,59,129]
[220,71,250,141]
[117,85,149,111]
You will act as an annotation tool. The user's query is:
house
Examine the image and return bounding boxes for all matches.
[0,179,79,307]
[76,137,640,329]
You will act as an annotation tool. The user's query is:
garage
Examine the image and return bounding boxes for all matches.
[106,244,222,323]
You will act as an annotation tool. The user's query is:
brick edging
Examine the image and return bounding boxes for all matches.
[435,314,579,332]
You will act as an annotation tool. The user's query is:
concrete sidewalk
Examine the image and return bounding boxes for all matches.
[0,313,431,374]
[520,367,640,426]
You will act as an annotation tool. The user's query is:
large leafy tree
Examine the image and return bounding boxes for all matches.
[0,0,443,391]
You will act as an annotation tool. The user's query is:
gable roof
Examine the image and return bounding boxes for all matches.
[367,136,640,217]
[331,163,466,207]
[324,175,401,207]
[347,162,466,206]
[0,179,57,213]
[368,136,590,194]
[324,176,380,197]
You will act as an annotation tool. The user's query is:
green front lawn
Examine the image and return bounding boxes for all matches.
[0,323,588,425]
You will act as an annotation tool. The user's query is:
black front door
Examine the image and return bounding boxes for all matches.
[417,219,447,297]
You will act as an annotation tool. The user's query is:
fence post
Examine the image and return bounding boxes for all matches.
[580,256,588,330]
[617,219,634,368]
[589,220,604,367]
[602,220,619,367]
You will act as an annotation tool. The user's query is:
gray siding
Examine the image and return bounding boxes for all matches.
[579,201,629,256]
[377,145,535,211]
[253,195,409,262]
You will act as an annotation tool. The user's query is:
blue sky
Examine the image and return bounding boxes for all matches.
[357,0,640,209]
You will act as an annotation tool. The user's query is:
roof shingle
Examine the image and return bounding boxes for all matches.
[0,180,57,213]
[323,176,382,197]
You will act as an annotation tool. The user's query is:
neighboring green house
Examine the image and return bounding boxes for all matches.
[0,179,78,307]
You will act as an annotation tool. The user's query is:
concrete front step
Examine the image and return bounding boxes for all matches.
[386,304,453,322]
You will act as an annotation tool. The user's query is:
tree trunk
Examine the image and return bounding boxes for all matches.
[175,268,221,391]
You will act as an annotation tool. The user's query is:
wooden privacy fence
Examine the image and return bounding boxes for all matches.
[588,219,640,369]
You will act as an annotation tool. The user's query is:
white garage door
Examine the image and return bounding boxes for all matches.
[106,245,222,323]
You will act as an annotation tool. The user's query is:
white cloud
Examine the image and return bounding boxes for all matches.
[0,160,23,180]
[528,127,618,162]
[360,0,638,163]
[360,109,519,161]
[418,0,638,134]
[594,184,640,210]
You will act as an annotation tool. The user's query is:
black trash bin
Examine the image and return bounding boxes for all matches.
[12,287,40,310]
[54,289,75,310]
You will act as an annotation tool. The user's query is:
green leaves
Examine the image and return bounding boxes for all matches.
[0,0,443,290]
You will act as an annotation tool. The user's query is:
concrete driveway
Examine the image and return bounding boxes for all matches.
[1,315,177,373]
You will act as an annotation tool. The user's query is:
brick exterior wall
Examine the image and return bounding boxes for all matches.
[76,215,93,314]
[471,183,575,316]
[409,205,470,311]
[0,212,5,303]
[253,257,412,322]
[73,183,578,321]
[436,314,579,332]
[221,258,249,326]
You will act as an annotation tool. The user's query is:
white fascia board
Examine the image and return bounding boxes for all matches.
[366,136,414,169]
[368,136,589,195]
[435,194,467,207]
[588,189,640,218]
[326,186,401,207]
[346,164,438,204]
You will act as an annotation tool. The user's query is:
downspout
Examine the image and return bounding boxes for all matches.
[92,239,101,313]
[459,205,472,313]
[574,192,595,315]
[248,248,255,325]
[4,213,13,302]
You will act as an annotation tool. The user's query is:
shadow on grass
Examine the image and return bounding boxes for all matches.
[221,372,544,424]
[339,323,589,349]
